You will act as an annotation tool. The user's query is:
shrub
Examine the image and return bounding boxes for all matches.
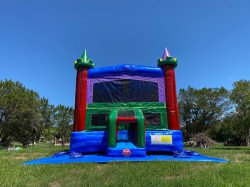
[190,133,216,148]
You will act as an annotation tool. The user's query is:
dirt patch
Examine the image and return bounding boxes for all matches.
[13,156,28,160]
[104,177,115,185]
[164,175,189,180]
[69,170,82,173]
[232,154,250,163]
[222,153,249,163]
[2,156,28,160]
[95,165,107,171]
[49,181,61,187]
[91,164,108,174]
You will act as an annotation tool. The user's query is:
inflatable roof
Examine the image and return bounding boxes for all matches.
[88,64,164,78]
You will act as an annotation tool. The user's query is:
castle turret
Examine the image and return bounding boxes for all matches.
[73,49,94,131]
[158,48,180,130]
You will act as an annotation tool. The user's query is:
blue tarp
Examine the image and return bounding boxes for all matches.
[24,152,228,165]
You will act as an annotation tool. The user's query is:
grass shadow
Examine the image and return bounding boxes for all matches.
[211,147,250,151]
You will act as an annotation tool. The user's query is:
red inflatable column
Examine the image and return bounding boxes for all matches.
[73,67,88,131]
[163,65,180,130]
[158,48,180,130]
[73,50,94,132]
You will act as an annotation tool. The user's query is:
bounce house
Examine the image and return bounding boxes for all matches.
[71,48,182,157]
[25,48,228,164]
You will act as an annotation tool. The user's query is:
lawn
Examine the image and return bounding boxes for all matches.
[0,143,249,187]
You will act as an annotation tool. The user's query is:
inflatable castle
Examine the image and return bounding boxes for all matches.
[24,48,228,164]
[70,48,182,157]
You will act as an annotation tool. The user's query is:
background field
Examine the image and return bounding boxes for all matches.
[0,144,249,187]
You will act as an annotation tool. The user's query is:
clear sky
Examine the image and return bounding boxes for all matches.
[0,0,249,106]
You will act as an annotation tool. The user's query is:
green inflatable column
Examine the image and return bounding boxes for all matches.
[108,110,118,148]
[134,109,145,148]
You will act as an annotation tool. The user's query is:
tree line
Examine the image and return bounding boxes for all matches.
[179,80,250,146]
[0,80,73,147]
[0,79,249,147]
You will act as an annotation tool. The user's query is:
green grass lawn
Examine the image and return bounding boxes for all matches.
[0,143,249,187]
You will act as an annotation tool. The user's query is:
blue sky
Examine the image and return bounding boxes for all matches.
[0,0,249,106]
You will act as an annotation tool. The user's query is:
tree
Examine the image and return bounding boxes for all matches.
[230,80,250,146]
[0,80,43,147]
[178,86,230,140]
[39,97,54,141]
[0,80,15,146]
[53,105,73,146]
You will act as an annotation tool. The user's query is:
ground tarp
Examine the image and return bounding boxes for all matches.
[24,153,228,165]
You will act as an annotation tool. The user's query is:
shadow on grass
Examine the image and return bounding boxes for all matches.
[211,147,249,151]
